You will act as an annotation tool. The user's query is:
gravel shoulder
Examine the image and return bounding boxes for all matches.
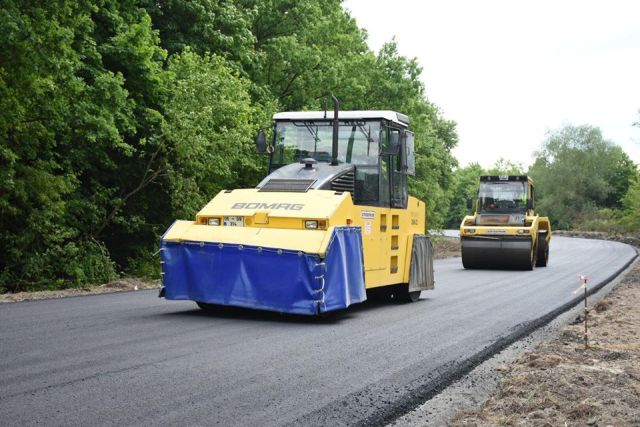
[391,232,640,427]
[449,257,640,426]
[0,278,160,303]
[431,235,461,259]
[0,237,460,304]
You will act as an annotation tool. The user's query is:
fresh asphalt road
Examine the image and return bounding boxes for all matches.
[0,237,636,426]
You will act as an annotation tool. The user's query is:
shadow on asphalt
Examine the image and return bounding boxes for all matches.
[159,297,431,325]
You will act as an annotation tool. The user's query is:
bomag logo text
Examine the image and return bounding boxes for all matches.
[231,202,304,210]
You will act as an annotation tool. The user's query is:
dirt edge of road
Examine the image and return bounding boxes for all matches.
[393,233,640,427]
[431,236,461,259]
[447,256,640,427]
[0,238,460,304]
[0,278,160,303]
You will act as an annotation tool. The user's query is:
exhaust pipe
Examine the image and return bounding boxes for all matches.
[330,94,339,166]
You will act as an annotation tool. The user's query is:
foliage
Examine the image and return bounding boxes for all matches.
[0,0,459,291]
[620,171,640,231]
[618,113,640,231]
[444,163,484,228]
[573,208,625,233]
[143,0,256,62]
[3,1,638,292]
[443,158,527,228]
[355,41,458,227]
[485,158,526,175]
[0,0,160,291]
[529,125,636,230]
[162,49,265,217]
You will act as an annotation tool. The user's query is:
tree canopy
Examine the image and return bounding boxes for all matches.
[0,0,458,292]
[529,125,636,230]
[3,1,636,294]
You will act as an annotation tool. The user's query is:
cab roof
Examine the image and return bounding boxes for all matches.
[273,110,410,127]
[480,175,533,185]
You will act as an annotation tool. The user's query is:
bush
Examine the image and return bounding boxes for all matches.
[126,248,161,281]
[3,239,118,293]
[573,208,625,234]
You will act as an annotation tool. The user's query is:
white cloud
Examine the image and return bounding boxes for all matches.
[343,0,640,168]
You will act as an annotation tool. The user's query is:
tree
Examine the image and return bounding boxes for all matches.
[620,173,640,231]
[143,0,256,63]
[0,0,460,291]
[351,41,458,227]
[445,163,484,228]
[619,112,640,231]
[0,0,167,291]
[528,125,635,229]
[143,1,459,229]
[485,158,526,175]
[162,49,266,218]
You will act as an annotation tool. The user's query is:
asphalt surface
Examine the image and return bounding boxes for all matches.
[0,236,636,426]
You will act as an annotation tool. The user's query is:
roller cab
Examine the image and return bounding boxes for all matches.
[160,103,435,315]
[459,175,551,270]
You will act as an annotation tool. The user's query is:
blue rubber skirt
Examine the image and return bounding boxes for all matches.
[160,226,366,315]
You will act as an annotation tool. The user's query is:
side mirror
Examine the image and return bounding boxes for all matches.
[527,199,534,210]
[405,133,415,175]
[255,130,268,153]
[396,140,405,172]
[466,198,473,210]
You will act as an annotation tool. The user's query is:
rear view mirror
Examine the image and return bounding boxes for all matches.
[466,198,473,210]
[405,133,415,175]
[527,199,534,210]
[396,139,404,172]
[255,130,267,153]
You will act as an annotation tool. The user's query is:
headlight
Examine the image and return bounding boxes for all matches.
[305,220,318,229]
[467,228,475,233]
[208,218,220,226]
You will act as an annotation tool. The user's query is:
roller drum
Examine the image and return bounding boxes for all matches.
[461,236,534,270]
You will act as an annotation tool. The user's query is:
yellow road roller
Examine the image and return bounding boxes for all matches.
[459,175,551,270]
[159,97,434,315]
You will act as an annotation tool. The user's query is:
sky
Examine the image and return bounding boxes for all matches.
[343,0,640,168]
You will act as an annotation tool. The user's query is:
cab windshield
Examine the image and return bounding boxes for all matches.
[479,181,528,214]
[270,120,381,169]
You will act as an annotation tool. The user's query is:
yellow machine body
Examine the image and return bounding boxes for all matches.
[160,109,435,314]
[459,175,552,269]
[163,189,426,289]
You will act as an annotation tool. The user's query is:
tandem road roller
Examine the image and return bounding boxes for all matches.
[459,175,551,270]
[159,97,434,315]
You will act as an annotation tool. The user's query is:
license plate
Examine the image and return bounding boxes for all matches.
[486,229,506,234]
[224,216,244,227]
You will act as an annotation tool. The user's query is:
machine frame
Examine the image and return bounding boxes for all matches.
[459,175,551,270]
[159,99,434,314]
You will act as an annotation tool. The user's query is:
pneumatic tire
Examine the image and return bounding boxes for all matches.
[196,302,216,311]
[394,285,421,303]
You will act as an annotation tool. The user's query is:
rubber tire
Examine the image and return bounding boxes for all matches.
[405,291,422,303]
[196,302,216,311]
[367,286,397,302]
[393,285,421,303]
[536,237,549,267]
